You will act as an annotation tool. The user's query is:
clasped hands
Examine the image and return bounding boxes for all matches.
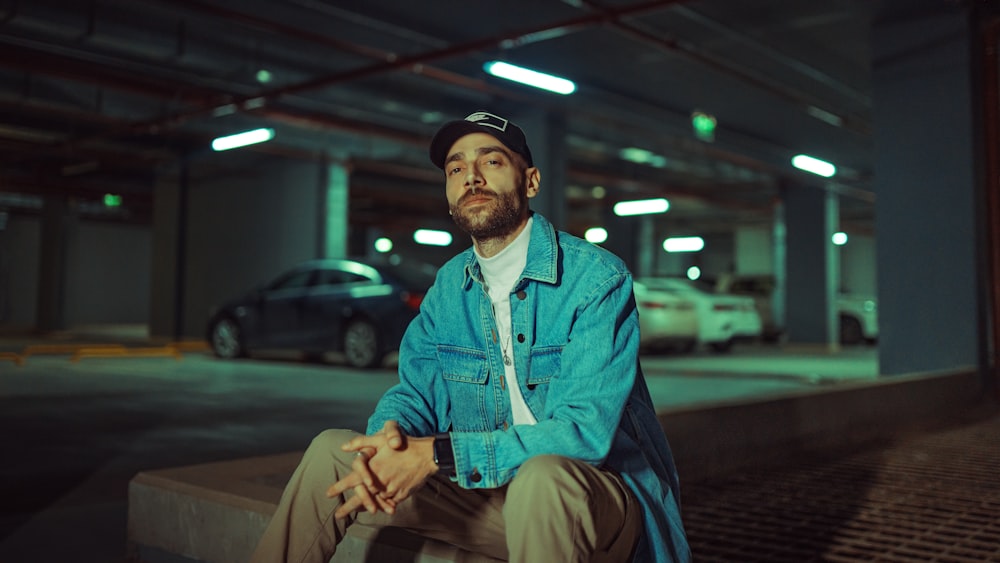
[326,420,437,520]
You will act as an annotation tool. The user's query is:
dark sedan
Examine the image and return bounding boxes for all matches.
[206,258,436,368]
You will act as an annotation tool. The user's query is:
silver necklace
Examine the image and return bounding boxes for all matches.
[499,329,513,366]
[491,301,514,366]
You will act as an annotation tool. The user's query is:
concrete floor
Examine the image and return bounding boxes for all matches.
[0,329,880,563]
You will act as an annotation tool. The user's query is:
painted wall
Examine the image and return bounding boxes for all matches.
[64,221,151,327]
[158,152,323,338]
[0,213,151,330]
[0,215,41,328]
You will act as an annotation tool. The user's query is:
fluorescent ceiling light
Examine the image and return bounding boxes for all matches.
[483,61,576,95]
[663,236,705,253]
[792,154,836,177]
[413,229,453,247]
[613,198,669,217]
[211,128,275,151]
[584,227,608,244]
[806,105,844,127]
[619,147,666,168]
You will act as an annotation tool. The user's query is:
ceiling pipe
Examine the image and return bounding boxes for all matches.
[671,5,870,107]
[64,0,684,143]
[0,0,689,172]
[0,0,873,203]
[575,0,871,136]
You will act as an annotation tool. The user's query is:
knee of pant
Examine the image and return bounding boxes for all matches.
[507,455,587,506]
[307,428,355,455]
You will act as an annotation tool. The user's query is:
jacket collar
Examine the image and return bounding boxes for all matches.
[461,212,559,290]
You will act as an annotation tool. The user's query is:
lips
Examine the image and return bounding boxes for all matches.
[460,193,495,207]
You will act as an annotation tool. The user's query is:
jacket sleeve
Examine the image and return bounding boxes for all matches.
[450,271,639,489]
[366,278,451,438]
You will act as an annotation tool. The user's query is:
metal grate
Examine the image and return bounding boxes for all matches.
[682,409,1000,562]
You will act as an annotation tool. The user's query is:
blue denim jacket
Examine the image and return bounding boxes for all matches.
[368,213,690,562]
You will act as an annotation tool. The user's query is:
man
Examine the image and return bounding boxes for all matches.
[250,111,690,562]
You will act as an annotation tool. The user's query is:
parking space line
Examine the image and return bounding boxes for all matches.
[71,346,183,361]
[0,351,23,365]
[23,343,127,358]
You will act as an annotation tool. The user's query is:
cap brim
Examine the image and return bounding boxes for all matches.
[429,120,505,170]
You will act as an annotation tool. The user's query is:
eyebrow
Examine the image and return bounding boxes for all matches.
[444,145,512,166]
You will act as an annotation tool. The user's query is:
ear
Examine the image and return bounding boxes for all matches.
[525,167,541,199]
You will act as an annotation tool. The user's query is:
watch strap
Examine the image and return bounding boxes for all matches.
[432,433,456,477]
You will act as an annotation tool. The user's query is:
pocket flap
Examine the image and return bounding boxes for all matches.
[526,346,562,384]
[438,345,489,384]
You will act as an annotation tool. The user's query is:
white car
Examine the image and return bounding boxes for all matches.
[837,294,878,344]
[633,280,699,353]
[718,274,880,345]
[636,277,762,352]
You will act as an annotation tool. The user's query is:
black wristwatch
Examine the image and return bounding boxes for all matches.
[432,433,456,477]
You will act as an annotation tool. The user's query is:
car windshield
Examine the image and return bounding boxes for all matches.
[267,269,314,291]
[372,260,437,290]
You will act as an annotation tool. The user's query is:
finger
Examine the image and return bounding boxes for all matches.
[373,492,396,515]
[326,472,362,498]
[354,483,378,514]
[382,420,404,449]
[343,434,386,452]
[334,493,366,520]
[340,436,366,452]
[352,451,376,488]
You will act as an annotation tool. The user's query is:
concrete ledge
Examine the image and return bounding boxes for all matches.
[129,369,987,563]
[127,453,502,563]
[127,453,294,563]
[661,367,986,482]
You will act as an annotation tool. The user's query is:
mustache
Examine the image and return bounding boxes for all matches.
[458,188,498,204]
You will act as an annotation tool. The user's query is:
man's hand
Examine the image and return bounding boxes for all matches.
[326,423,438,520]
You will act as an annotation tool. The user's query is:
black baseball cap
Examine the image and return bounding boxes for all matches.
[429,111,534,170]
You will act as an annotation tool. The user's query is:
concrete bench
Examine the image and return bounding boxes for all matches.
[127,368,983,562]
[126,452,502,563]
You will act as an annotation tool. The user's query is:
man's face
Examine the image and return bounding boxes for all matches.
[443,132,538,240]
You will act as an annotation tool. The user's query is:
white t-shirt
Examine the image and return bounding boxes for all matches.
[475,217,538,426]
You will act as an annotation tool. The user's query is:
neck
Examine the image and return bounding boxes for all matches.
[472,218,529,259]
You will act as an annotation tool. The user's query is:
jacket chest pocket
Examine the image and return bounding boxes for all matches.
[525,346,562,405]
[438,345,490,430]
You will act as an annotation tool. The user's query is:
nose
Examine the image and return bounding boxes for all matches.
[465,165,483,194]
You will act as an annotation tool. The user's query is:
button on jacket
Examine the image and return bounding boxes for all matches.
[367,212,691,562]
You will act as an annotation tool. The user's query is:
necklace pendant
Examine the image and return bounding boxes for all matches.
[503,353,512,366]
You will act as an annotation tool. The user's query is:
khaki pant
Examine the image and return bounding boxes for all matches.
[250,429,642,563]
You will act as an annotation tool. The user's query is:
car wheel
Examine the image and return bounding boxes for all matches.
[343,319,382,369]
[210,317,245,359]
[840,315,863,345]
[709,339,733,353]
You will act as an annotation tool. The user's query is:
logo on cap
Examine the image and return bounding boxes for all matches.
[465,111,508,132]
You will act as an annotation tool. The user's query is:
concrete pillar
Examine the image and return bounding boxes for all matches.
[783,183,839,347]
[734,226,773,274]
[636,215,655,278]
[872,5,984,375]
[320,161,349,259]
[149,162,185,339]
[510,109,568,230]
[602,206,638,273]
[772,201,787,335]
[36,195,74,332]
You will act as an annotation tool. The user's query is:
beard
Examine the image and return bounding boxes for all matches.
[450,177,528,241]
